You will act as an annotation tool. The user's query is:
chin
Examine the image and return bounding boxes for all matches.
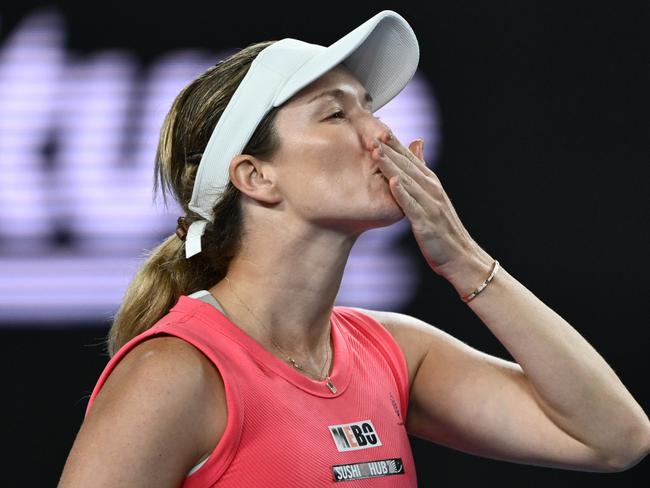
[375,211,405,227]
[310,195,405,234]
[375,192,406,220]
[353,206,405,233]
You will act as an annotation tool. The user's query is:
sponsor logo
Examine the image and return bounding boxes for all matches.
[332,457,404,481]
[389,391,404,424]
[328,419,382,452]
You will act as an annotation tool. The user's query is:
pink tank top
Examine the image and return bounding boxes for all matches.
[85,295,418,487]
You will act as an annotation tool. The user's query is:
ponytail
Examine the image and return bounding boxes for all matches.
[106,40,281,357]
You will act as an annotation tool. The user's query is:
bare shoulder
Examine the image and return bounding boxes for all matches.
[94,336,227,429]
[58,336,226,487]
[347,307,439,390]
[105,335,224,393]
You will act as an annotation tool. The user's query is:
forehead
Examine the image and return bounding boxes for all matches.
[285,65,367,108]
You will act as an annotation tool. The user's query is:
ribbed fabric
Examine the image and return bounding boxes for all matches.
[86,295,417,486]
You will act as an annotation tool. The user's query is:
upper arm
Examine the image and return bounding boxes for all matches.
[58,336,227,487]
[351,308,614,473]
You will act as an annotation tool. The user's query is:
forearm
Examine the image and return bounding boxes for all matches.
[438,248,650,466]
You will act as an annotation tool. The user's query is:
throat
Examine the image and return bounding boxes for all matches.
[275,336,333,381]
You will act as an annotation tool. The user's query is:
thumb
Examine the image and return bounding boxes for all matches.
[411,138,424,159]
[409,139,420,156]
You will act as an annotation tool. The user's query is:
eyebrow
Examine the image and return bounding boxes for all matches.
[307,88,373,109]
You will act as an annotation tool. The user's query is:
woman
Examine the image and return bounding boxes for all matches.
[58,10,649,487]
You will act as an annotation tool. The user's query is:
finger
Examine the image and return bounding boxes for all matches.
[389,174,426,218]
[371,144,399,180]
[379,141,422,173]
[381,130,429,172]
[408,140,436,177]
[390,168,438,214]
[409,139,424,161]
[379,141,439,189]
[382,139,438,185]
[374,146,440,213]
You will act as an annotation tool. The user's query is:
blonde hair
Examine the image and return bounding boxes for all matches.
[107,41,282,357]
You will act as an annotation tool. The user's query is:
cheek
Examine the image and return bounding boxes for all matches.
[285,135,359,183]
[275,127,368,204]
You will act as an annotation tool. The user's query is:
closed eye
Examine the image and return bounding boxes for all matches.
[327,110,381,121]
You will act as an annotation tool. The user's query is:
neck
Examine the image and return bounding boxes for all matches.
[208,219,359,363]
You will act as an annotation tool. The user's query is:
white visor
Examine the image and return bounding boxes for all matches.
[185,9,419,258]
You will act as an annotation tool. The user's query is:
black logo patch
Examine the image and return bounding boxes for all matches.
[332,457,404,482]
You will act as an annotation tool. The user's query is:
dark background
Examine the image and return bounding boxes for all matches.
[2,1,649,486]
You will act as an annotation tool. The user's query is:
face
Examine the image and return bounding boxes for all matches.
[259,64,405,234]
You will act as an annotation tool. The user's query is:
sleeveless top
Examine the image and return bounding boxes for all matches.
[85,292,418,487]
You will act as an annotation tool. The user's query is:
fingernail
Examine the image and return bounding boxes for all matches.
[418,138,425,156]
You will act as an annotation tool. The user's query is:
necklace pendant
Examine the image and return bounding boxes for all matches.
[326,377,337,394]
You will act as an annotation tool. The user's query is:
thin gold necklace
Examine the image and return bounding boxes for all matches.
[224,276,337,393]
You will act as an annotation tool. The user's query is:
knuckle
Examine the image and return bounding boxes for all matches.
[426,176,443,194]
[406,192,418,210]
[406,156,416,170]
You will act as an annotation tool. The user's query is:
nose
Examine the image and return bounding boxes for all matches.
[360,115,391,152]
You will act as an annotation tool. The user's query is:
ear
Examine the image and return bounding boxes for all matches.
[228,154,282,204]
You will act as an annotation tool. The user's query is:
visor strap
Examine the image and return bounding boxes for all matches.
[185,219,209,258]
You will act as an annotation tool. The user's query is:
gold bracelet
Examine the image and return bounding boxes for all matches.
[461,260,500,303]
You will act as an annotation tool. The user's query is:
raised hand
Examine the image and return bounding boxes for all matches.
[370,129,483,277]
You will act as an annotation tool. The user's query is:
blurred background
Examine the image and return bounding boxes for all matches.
[1,1,648,486]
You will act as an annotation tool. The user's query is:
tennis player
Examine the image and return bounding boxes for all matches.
[58,10,649,487]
